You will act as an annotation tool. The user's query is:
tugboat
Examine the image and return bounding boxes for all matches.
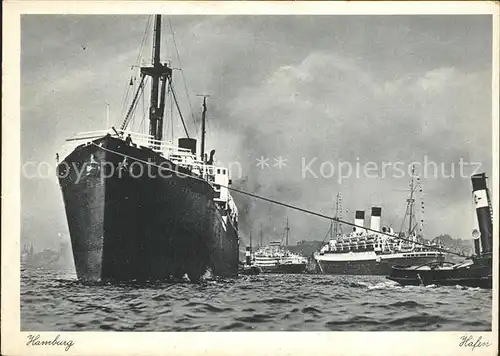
[387,173,493,289]
[239,231,261,275]
[239,245,261,275]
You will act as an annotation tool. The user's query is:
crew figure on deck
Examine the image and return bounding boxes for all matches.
[207,149,215,165]
[125,134,132,146]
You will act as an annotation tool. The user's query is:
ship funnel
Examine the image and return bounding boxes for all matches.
[370,207,382,232]
[472,229,481,255]
[471,173,492,254]
[178,138,197,155]
[245,246,251,265]
[354,210,365,234]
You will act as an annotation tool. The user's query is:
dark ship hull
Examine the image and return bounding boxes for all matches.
[315,254,445,275]
[259,263,307,274]
[57,135,239,282]
[238,264,261,275]
[387,257,492,289]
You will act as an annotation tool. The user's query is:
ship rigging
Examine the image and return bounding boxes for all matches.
[398,165,426,242]
[118,15,193,148]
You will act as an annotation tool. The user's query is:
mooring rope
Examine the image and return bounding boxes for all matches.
[89,141,468,258]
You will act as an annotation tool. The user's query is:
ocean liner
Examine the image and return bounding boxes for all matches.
[252,218,308,274]
[56,15,239,282]
[314,169,445,275]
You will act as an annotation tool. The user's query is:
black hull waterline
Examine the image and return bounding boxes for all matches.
[57,135,239,283]
[259,264,307,274]
[315,255,445,276]
[386,257,492,289]
[387,275,492,289]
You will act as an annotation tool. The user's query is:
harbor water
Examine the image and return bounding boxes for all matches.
[21,268,492,331]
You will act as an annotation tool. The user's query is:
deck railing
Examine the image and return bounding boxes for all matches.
[60,128,223,182]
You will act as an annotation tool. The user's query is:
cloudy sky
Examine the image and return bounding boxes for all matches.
[21,14,493,250]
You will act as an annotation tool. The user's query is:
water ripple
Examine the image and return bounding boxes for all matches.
[21,269,492,331]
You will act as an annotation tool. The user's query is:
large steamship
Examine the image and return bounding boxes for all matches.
[314,169,445,275]
[56,15,239,282]
[251,218,308,274]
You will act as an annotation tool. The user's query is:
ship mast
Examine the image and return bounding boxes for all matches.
[407,166,416,238]
[141,15,172,147]
[197,94,210,161]
[332,193,342,237]
[260,222,263,247]
[285,217,290,246]
[329,209,333,239]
